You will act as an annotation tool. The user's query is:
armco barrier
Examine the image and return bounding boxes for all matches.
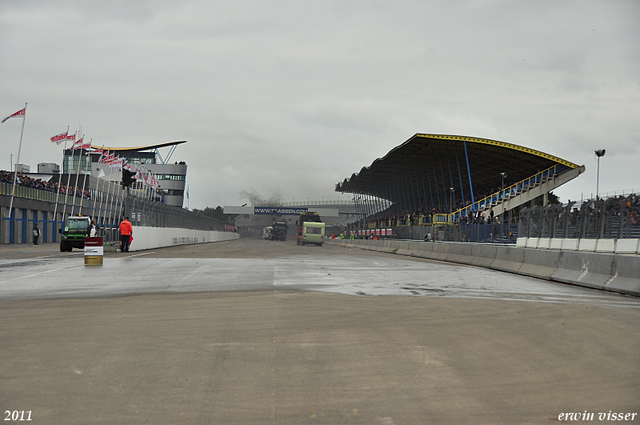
[326,238,639,297]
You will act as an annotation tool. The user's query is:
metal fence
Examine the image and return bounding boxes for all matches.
[346,193,640,243]
[518,194,640,239]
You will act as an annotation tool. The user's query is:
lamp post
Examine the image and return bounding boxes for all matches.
[500,172,508,244]
[450,187,455,213]
[595,149,605,199]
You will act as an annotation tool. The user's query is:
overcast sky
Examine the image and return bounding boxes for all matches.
[1,0,639,209]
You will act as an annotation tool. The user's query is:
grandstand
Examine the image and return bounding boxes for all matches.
[336,133,586,240]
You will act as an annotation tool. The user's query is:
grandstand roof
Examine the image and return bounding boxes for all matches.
[335,133,580,211]
[88,140,186,152]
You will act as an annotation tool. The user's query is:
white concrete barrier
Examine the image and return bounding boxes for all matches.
[537,238,551,250]
[616,239,640,255]
[595,239,616,253]
[549,239,563,250]
[561,239,580,251]
[578,239,598,252]
[128,227,239,251]
[526,238,539,249]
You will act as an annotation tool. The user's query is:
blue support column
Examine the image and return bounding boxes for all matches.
[454,146,466,208]
[464,141,476,210]
[41,212,47,243]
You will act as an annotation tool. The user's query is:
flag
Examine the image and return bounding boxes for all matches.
[1,108,26,123]
[50,131,68,144]
[92,147,103,155]
[72,137,91,150]
[98,150,109,163]
[67,133,76,142]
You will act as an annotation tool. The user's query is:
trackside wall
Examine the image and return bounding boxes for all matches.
[125,227,239,251]
[326,239,640,297]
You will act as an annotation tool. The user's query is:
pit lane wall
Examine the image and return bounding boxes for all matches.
[326,238,640,297]
[126,227,239,251]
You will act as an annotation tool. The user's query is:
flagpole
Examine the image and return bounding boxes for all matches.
[70,134,84,216]
[78,138,92,216]
[91,146,104,224]
[62,131,77,219]
[7,102,27,219]
[52,126,69,235]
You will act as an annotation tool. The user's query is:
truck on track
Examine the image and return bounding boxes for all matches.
[296,212,325,246]
[271,219,289,241]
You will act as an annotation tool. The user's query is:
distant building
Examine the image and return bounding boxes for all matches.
[15,164,30,173]
[37,163,60,174]
[62,140,188,207]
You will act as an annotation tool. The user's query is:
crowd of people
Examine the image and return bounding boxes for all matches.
[0,170,90,199]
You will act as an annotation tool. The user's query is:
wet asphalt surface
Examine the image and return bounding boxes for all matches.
[1,238,638,307]
[1,239,639,424]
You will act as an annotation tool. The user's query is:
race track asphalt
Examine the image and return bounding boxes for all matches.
[1,238,639,424]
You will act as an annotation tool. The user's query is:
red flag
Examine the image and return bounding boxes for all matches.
[50,131,68,144]
[67,134,76,142]
[98,150,109,163]
[72,137,91,150]
[1,108,26,123]
[72,137,84,149]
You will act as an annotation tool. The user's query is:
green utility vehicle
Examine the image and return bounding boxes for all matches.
[60,216,91,252]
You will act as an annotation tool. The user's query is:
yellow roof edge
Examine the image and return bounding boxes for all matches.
[88,140,186,151]
[414,134,579,169]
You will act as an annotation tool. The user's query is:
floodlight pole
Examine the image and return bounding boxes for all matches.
[595,149,606,200]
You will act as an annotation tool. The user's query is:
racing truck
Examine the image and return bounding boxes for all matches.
[271,219,289,241]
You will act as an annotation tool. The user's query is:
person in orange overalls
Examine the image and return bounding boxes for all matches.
[118,216,133,252]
